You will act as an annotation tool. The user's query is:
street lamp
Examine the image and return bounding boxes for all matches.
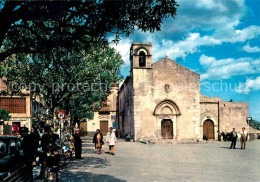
[247,117,252,140]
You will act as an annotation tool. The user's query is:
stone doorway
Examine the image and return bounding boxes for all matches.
[203,119,214,140]
[100,120,108,134]
[161,119,173,139]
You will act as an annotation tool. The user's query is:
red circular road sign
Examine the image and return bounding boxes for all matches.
[56,111,66,119]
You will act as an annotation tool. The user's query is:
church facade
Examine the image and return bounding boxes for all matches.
[117,42,249,141]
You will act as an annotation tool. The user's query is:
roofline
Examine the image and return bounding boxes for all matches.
[152,58,200,76]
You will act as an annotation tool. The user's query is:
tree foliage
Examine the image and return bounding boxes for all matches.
[0,107,11,121]
[0,0,178,62]
[0,42,123,122]
[0,1,178,124]
[249,120,260,131]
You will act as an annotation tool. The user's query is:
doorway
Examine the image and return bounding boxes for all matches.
[100,120,108,134]
[203,119,214,140]
[161,119,173,139]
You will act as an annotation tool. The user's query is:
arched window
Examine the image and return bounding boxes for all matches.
[139,51,146,67]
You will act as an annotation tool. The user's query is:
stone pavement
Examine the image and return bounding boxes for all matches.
[59,138,260,182]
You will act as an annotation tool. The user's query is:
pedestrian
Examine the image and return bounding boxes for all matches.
[230,128,238,149]
[93,129,103,154]
[240,127,248,149]
[39,127,51,179]
[21,127,34,179]
[49,129,59,148]
[106,127,117,155]
[125,132,131,142]
[74,130,82,159]
[30,127,40,167]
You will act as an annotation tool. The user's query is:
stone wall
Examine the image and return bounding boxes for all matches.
[132,67,154,140]
[200,95,221,102]
[118,76,134,137]
[199,96,249,140]
[199,95,220,140]
[117,43,251,142]
[152,58,200,140]
[131,58,200,141]
[219,101,249,133]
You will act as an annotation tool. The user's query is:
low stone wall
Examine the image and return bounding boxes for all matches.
[249,133,260,140]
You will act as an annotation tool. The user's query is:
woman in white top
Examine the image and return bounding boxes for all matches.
[106,127,117,155]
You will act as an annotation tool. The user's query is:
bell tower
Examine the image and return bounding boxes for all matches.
[130,42,152,69]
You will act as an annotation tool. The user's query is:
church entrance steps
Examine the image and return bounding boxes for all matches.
[155,139,208,144]
[156,139,177,144]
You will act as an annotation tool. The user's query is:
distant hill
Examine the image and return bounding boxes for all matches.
[249,120,260,130]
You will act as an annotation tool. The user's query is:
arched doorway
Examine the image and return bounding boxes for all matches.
[154,100,181,140]
[161,119,173,139]
[203,119,214,140]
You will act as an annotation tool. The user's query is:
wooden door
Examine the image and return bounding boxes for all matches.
[100,120,108,135]
[161,119,173,139]
[203,120,214,140]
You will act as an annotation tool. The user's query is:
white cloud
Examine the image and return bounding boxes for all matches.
[242,43,260,53]
[194,0,228,12]
[220,25,260,43]
[111,24,260,68]
[109,0,260,76]
[160,0,246,41]
[199,54,216,66]
[109,38,132,66]
[111,24,260,65]
[151,25,260,61]
[235,77,260,94]
[200,56,260,80]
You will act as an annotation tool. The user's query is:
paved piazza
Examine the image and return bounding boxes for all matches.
[60,138,260,182]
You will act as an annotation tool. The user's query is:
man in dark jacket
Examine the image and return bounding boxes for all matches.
[74,130,82,159]
[39,127,53,179]
[30,127,40,166]
[230,128,238,149]
[21,127,34,178]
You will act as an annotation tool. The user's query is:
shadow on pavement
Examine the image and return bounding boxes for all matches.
[220,147,231,149]
[60,171,127,182]
[82,147,97,154]
[59,156,125,182]
[81,143,99,154]
[68,157,110,169]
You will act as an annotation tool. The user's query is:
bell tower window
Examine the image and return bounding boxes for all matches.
[139,51,146,67]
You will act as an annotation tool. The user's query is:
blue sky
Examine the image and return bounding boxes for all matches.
[110,0,260,121]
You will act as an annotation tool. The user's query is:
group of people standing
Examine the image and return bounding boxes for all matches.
[93,127,117,155]
[20,126,83,180]
[230,127,248,149]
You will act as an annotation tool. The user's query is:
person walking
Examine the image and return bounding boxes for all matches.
[30,127,40,166]
[21,127,34,179]
[93,129,103,154]
[230,128,238,149]
[74,130,82,159]
[106,127,117,155]
[39,127,50,179]
[240,127,248,149]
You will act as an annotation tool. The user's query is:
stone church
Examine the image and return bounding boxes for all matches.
[117,42,249,142]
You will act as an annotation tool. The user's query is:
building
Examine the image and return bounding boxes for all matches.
[80,83,118,136]
[117,42,249,142]
[0,80,32,135]
[0,79,46,135]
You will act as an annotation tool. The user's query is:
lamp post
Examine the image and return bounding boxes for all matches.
[247,117,252,140]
